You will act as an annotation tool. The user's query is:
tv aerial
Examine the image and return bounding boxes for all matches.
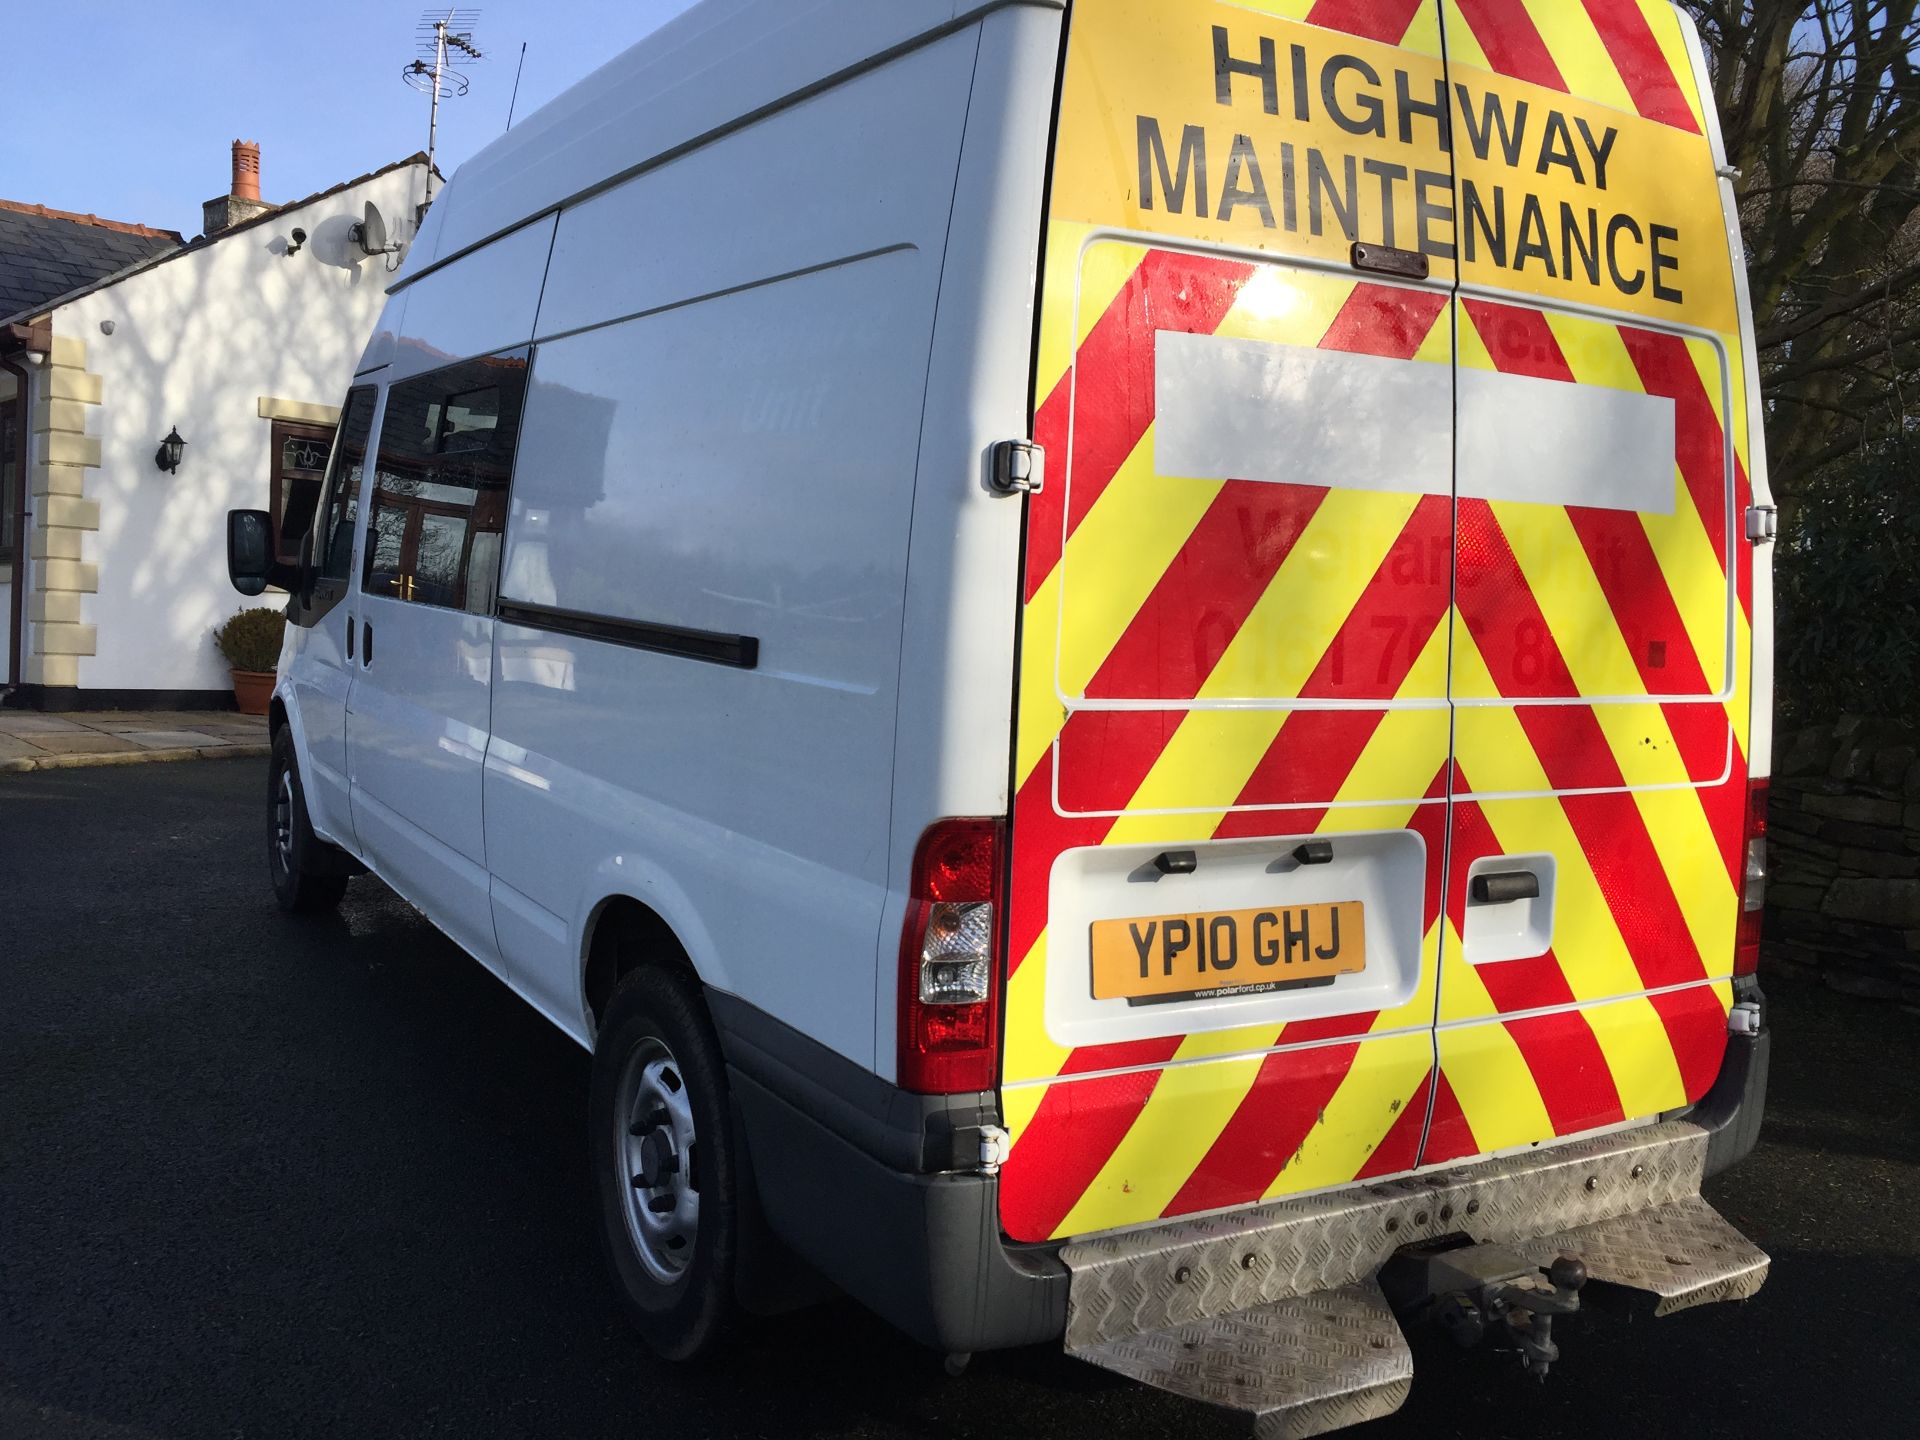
[403,7,483,204]
[350,201,406,272]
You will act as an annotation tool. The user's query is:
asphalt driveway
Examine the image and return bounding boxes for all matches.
[2,760,1916,1438]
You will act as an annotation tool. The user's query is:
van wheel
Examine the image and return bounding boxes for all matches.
[590,965,738,1360]
[268,729,348,914]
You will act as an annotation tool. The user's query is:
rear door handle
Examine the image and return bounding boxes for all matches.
[345,617,355,660]
[1471,871,1541,905]
[361,619,373,667]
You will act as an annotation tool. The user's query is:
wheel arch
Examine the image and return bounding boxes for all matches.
[581,892,706,1041]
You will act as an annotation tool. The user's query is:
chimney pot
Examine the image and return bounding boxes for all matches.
[231,140,261,202]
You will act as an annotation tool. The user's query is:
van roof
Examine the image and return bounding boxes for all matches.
[395,0,1055,291]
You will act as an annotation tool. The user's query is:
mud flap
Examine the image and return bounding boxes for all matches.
[1061,1121,1767,1438]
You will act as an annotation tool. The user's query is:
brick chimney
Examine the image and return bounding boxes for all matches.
[202,140,273,236]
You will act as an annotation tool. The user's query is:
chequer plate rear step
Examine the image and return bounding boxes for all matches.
[1074,1282,1411,1440]
[1060,1121,1768,1437]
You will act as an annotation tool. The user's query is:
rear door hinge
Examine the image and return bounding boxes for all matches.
[1745,504,1778,544]
[988,439,1044,495]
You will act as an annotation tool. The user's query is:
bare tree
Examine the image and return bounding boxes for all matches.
[1681,0,1920,507]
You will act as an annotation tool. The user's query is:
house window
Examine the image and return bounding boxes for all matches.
[0,397,19,566]
[364,351,529,616]
[270,419,336,566]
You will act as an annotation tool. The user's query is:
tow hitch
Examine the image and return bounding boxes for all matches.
[1380,1240,1589,1379]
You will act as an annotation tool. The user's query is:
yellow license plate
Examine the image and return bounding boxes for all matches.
[1091,901,1365,1001]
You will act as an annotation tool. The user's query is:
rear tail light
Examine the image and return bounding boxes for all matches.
[1735,779,1769,976]
[898,818,1003,1094]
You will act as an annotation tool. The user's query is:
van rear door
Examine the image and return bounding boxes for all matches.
[999,0,1462,1244]
[1421,0,1755,1166]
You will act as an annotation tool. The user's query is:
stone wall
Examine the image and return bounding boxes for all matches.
[1766,715,1920,1005]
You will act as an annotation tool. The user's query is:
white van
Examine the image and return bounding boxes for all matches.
[229,0,1777,1427]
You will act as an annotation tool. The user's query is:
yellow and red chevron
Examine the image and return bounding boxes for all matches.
[997,0,1753,1244]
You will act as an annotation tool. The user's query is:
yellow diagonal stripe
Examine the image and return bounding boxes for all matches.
[1003,932,1069,1086]
[1584,993,1688,1119]
[1264,1031,1435,1196]
[1436,922,1556,1151]
[1519,0,1636,115]
[1451,630,1647,1004]
[1635,0,1709,134]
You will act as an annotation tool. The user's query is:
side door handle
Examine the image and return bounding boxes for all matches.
[345,616,355,661]
[361,619,373,667]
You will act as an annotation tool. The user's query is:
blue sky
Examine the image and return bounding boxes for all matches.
[2,1,699,237]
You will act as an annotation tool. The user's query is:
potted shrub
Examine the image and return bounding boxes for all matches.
[213,606,286,715]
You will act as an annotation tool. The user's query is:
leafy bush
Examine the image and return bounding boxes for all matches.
[213,606,286,674]
[1774,437,1920,726]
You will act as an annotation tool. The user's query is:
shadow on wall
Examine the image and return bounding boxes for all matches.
[69,168,423,693]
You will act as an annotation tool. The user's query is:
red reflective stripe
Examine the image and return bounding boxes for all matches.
[1008,748,1132,975]
[1083,483,1330,701]
[1162,1041,1365,1218]
[1536,740,1710,990]
[1304,0,1428,44]
[1579,0,1701,133]
[1461,298,1733,789]
[1354,1069,1431,1179]
[1212,712,1383,840]
[1646,983,1731,1102]
[1618,326,1730,573]
[1462,298,1573,383]
[1027,253,1252,603]
[998,1058,1175,1241]
[1418,1069,1477,1165]
[1502,1010,1627,1134]
[1461,505,1710,992]
[1453,0,1567,91]
[1319,283,1451,358]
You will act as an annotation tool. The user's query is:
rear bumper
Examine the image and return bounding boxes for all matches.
[714,985,1767,1355]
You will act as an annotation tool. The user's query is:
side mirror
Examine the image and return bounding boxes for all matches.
[227,509,296,596]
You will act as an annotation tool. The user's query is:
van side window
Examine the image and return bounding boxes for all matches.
[363,351,529,615]
[288,385,377,628]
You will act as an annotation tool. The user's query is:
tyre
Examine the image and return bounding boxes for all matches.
[590,964,739,1360]
[268,728,349,914]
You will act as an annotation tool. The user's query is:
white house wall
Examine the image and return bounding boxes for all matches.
[44,161,427,696]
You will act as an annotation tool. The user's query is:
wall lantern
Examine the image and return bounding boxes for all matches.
[154,426,186,474]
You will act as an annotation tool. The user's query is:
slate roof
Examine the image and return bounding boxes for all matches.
[0,154,433,328]
[0,202,182,322]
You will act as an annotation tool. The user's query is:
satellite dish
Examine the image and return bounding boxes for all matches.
[350,201,400,258]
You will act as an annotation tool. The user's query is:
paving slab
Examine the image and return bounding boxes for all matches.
[24,732,142,755]
[122,730,227,749]
[0,714,83,734]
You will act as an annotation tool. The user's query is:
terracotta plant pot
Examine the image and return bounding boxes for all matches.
[230,669,275,716]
